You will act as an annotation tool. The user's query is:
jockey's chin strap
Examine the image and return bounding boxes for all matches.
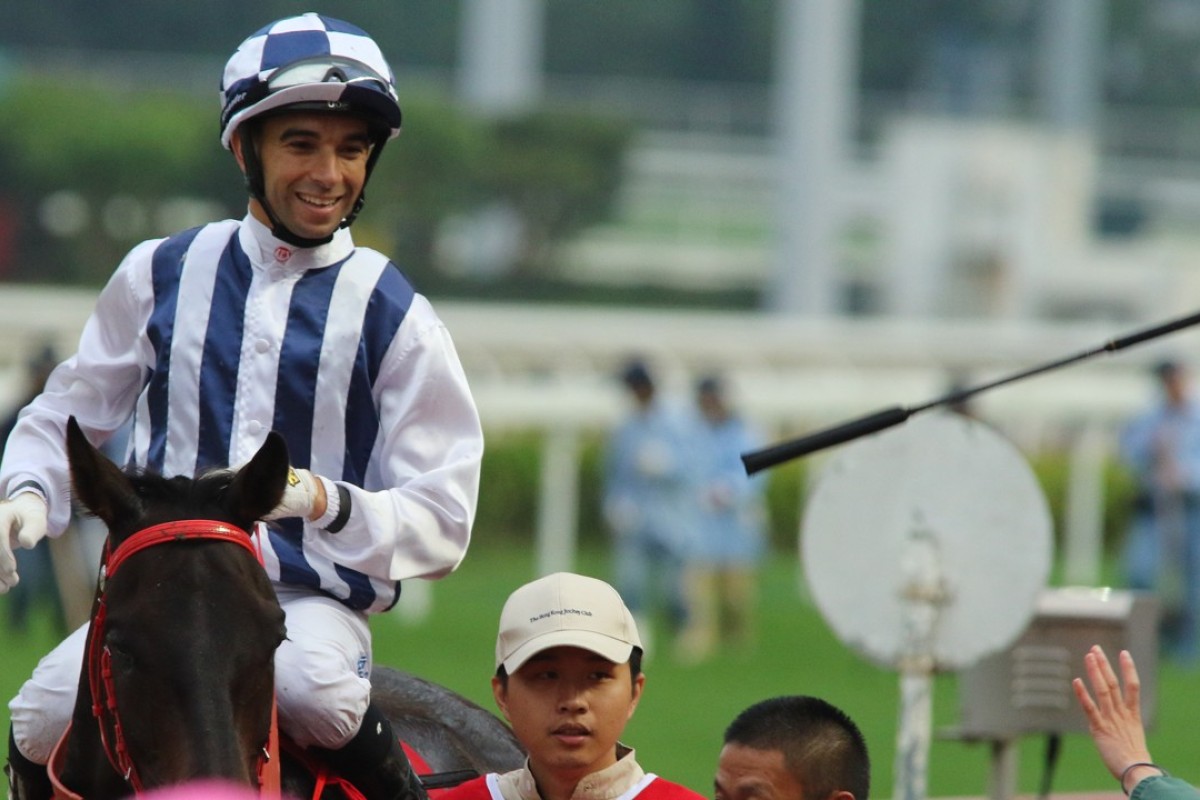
[80,520,278,797]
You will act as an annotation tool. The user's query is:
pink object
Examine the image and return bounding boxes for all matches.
[137,780,265,800]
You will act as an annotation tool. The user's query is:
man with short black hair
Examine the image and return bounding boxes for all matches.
[716,696,870,800]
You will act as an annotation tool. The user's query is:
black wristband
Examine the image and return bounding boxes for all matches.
[11,480,47,500]
[324,484,352,533]
[1121,762,1168,796]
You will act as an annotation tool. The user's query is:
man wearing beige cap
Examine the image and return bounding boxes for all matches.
[440,572,703,800]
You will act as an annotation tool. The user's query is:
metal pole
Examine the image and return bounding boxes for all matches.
[1063,423,1108,585]
[893,518,949,800]
[458,0,544,115]
[770,0,861,315]
[988,739,1020,800]
[536,426,581,575]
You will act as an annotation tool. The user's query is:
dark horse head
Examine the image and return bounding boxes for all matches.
[57,416,289,797]
[44,417,525,800]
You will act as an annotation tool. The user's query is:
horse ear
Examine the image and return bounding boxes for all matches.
[66,415,141,527]
[227,432,290,523]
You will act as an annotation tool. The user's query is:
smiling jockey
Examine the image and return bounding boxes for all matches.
[2,13,482,800]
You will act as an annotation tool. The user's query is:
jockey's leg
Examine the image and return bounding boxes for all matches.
[274,588,422,799]
[273,589,373,749]
[9,622,88,766]
[313,703,424,800]
[6,725,51,800]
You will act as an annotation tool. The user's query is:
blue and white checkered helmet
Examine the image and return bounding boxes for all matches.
[219,12,402,150]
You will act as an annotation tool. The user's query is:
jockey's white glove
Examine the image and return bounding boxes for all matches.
[0,493,50,593]
[264,467,329,523]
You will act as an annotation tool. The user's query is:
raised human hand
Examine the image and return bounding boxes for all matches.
[1071,645,1162,793]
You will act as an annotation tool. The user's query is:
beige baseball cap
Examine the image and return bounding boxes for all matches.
[495,572,643,673]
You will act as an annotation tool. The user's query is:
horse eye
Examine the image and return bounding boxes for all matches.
[107,643,136,671]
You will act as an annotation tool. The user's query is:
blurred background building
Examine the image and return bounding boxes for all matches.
[4,0,1200,579]
[6,1,1200,318]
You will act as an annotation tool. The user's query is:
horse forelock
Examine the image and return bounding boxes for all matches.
[118,469,246,529]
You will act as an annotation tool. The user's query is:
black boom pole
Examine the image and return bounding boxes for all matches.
[741,308,1200,475]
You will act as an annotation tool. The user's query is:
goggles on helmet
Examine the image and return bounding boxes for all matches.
[220,56,402,150]
[266,56,391,95]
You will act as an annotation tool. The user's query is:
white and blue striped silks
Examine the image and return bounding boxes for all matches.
[0,216,482,612]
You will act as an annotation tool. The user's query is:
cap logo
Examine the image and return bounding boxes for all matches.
[530,607,593,624]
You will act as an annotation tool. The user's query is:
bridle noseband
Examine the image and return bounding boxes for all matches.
[85,520,267,795]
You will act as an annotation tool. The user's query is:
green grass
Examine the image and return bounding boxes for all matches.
[3,543,1197,796]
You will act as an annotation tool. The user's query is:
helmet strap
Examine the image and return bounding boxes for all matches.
[340,136,388,230]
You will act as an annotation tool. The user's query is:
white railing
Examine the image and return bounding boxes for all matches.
[2,285,1184,585]
[0,285,1186,432]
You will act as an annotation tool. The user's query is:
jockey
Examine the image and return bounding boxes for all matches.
[1,13,482,800]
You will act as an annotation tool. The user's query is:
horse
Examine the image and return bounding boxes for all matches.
[7,416,523,799]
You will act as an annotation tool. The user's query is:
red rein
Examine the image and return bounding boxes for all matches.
[82,521,278,798]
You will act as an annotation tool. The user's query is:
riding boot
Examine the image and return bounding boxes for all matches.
[314,703,426,800]
[6,726,52,800]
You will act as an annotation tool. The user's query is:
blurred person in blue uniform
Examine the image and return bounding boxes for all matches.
[602,358,695,652]
[676,374,767,664]
[1119,359,1200,664]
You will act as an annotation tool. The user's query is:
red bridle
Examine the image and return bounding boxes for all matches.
[81,520,278,797]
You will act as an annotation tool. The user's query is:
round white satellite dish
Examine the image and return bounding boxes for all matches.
[802,411,1053,671]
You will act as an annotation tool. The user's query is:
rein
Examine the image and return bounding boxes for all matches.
[81,520,276,797]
